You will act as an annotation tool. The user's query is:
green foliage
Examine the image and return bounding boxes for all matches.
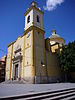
[59,41,75,72]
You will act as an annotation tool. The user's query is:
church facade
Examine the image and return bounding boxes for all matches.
[6,2,65,83]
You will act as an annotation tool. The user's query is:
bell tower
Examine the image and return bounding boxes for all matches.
[23,1,46,83]
[24,1,44,30]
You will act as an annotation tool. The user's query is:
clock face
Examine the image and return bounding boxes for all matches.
[27,32,30,38]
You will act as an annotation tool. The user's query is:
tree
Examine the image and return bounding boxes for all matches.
[58,41,75,81]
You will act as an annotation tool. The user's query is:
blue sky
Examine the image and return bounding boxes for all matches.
[0,0,75,58]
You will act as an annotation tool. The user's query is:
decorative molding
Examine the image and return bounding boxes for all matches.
[25,64,31,67]
[8,41,15,47]
[23,26,45,36]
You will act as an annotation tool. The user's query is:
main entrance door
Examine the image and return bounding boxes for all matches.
[15,64,18,79]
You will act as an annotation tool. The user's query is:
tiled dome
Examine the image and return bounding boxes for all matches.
[49,34,60,39]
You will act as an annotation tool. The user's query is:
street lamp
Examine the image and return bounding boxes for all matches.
[41,61,45,67]
[40,61,45,83]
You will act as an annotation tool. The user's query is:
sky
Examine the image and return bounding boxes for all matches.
[0,0,75,58]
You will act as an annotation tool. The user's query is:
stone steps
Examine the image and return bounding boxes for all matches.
[2,79,30,84]
[0,88,75,100]
[41,91,75,100]
[22,90,75,100]
[61,95,75,100]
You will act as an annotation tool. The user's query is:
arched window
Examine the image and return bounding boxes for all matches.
[37,15,40,22]
[27,15,30,23]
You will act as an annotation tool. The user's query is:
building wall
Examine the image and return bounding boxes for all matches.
[13,36,24,78]
[34,30,45,75]
[33,29,48,83]
[51,44,59,53]
[0,56,6,82]
[46,51,61,82]
[25,31,31,66]
[6,36,24,80]
[24,30,33,80]
[6,28,62,83]
[25,8,43,31]
[33,9,43,30]
[6,45,13,80]
[25,10,33,30]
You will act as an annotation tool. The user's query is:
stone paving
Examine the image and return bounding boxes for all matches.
[0,83,75,98]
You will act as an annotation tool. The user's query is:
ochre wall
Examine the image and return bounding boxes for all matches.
[6,30,61,82]
[34,29,46,76]
[13,36,24,78]
[24,30,35,78]
[46,51,61,77]
[51,44,59,53]
[6,36,24,80]
[6,45,13,80]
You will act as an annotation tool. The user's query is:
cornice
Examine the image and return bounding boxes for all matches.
[23,26,45,35]
[24,6,44,16]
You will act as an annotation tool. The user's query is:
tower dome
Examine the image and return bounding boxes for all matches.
[49,30,65,45]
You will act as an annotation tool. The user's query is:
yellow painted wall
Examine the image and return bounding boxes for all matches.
[6,36,24,80]
[46,51,61,77]
[51,44,59,53]
[6,29,61,82]
[34,30,46,76]
[6,45,13,80]
[24,66,35,77]
[13,36,24,78]
[24,30,35,78]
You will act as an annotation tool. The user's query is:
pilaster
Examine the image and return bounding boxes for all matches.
[9,45,13,79]
[31,30,34,66]
[31,30,36,77]
[22,35,25,78]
